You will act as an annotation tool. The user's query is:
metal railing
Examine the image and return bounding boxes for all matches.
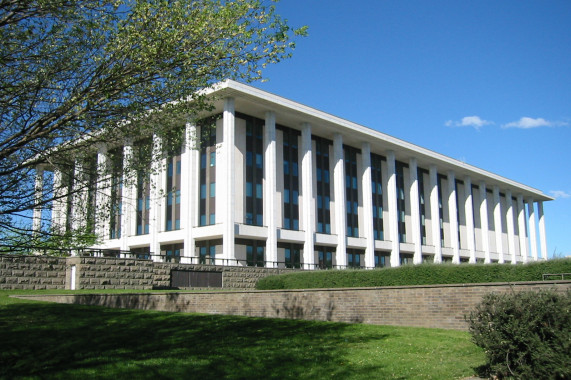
[0,245,73,256]
[542,273,571,281]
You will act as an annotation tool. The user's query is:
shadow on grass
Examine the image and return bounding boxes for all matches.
[0,303,389,379]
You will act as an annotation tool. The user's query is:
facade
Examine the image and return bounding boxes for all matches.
[35,80,552,268]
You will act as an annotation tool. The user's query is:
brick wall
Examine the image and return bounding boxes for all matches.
[20,281,570,330]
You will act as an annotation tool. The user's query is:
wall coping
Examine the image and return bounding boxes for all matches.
[12,280,570,299]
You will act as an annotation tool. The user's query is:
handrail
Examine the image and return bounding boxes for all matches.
[542,273,571,281]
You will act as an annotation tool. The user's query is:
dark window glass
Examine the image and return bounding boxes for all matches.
[108,147,123,239]
[315,137,331,234]
[316,245,334,269]
[135,139,152,236]
[396,161,407,243]
[371,153,385,240]
[345,146,360,237]
[199,116,218,226]
[282,127,300,230]
[161,243,183,263]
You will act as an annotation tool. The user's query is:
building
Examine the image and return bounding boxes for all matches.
[34,80,552,268]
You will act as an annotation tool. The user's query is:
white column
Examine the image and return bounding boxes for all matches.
[361,142,375,268]
[409,158,422,264]
[429,165,442,263]
[479,181,491,263]
[493,186,504,263]
[464,176,476,263]
[538,201,548,260]
[447,171,460,264]
[95,143,110,242]
[51,167,64,232]
[120,140,133,251]
[517,194,528,263]
[301,123,315,269]
[264,111,277,268]
[222,97,236,263]
[527,199,538,261]
[333,134,347,267]
[149,135,163,259]
[182,123,197,263]
[33,166,44,236]
[387,151,400,267]
[505,190,517,264]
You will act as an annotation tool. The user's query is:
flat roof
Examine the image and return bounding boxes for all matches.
[206,80,552,202]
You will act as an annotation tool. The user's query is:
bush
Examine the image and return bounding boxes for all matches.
[256,258,571,290]
[467,289,571,379]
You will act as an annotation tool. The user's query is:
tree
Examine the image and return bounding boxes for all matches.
[0,0,306,250]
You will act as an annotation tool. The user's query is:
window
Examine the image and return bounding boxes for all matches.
[418,168,428,245]
[279,242,302,268]
[108,147,123,239]
[164,129,183,232]
[316,245,334,269]
[62,163,75,233]
[371,153,385,240]
[347,249,363,268]
[345,146,360,237]
[238,113,264,226]
[83,155,98,234]
[135,139,152,236]
[437,174,445,247]
[315,137,331,234]
[165,148,181,231]
[282,127,300,230]
[196,239,221,265]
[375,252,390,268]
[131,246,151,260]
[400,254,413,265]
[199,117,218,226]
[396,161,407,243]
[237,239,265,267]
[161,243,183,263]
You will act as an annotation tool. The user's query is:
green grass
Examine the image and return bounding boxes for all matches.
[0,290,485,379]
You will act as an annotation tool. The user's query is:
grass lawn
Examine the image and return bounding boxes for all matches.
[0,290,485,379]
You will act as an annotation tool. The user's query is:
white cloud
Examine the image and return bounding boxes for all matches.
[549,190,571,199]
[502,117,569,129]
[445,116,492,130]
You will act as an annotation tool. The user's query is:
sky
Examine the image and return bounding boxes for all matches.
[257,0,571,258]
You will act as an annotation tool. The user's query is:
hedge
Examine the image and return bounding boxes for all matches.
[256,258,571,290]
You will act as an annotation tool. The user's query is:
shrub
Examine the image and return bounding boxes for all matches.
[467,289,571,379]
[255,258,571,290]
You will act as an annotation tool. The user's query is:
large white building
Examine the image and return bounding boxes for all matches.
[36,80,552,268]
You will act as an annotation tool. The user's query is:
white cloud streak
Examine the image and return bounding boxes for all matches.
[445,116,492,130]
[502,117,569,129]
[549,190,571,199]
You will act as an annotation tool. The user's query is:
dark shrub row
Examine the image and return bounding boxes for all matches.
[468,289,570,379]
[256,258,571,290]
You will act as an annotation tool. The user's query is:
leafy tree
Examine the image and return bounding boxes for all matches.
[0,0,306,249]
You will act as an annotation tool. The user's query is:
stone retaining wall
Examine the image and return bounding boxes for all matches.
[0,254,292,290]
[16,281,570,330]
[0,255,67,289]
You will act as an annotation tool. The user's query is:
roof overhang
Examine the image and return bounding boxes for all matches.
[203,80,553,202]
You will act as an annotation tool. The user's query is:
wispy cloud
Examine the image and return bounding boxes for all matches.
[549,190,571,199]
[445,116,492,130]
[502,117,569,129]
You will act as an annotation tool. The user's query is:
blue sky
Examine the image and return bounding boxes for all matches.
[257,0,571,258]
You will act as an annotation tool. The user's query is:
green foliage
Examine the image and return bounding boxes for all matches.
[467,289,571,379]
[256,259,571,290]
[0,290,485,379]
[0,0,306,248]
